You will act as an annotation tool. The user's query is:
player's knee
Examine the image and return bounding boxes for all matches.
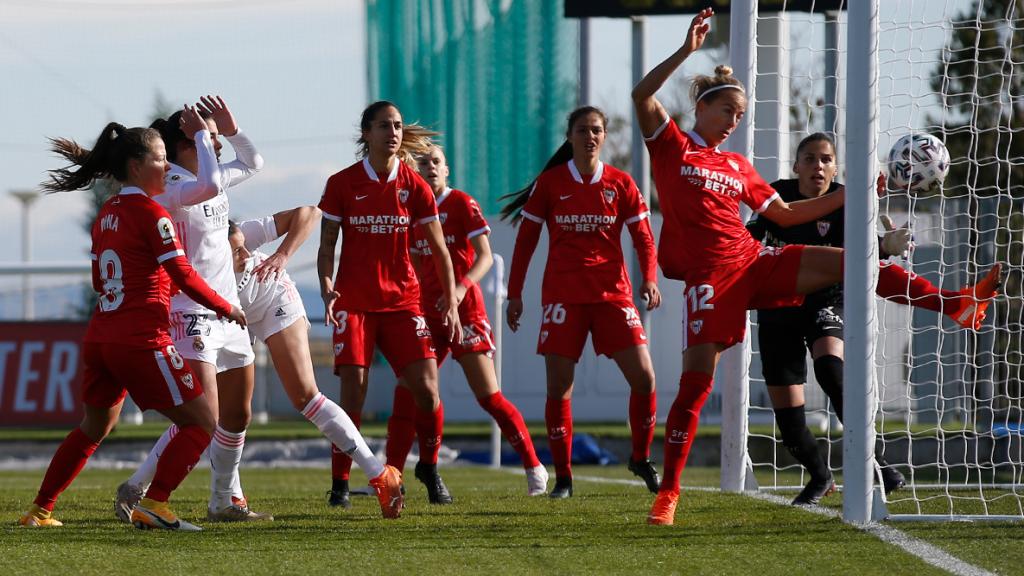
[628,368,656,394]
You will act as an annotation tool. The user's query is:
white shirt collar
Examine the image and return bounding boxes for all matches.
[685,130,720,152]
[362,157,399,183]
[119,186,147,197]
[435,187,452,207]
[567,159,604,184]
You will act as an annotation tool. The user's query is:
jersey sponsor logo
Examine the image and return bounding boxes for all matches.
[622,306,642,328]
[689,319,703,334]
[413,315,431,338]
[461,324,485,346]
[355,194,369,200]
[554,213,615,232]
[817,220,831,237]
[679,165,744,198]
[274,307,286,317]
[602,189,615,203]
[100,213,119,233]
[816,306,843,327]
[348,214,411,234]
[156,217,176,245]
[398,189,409,203]
[181,373,194,390]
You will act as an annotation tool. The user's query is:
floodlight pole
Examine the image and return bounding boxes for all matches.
[10,189,40,320]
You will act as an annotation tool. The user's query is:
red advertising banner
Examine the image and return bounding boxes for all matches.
[0,322,88,427]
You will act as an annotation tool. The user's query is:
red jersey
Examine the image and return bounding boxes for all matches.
[412,188,490,321]
[514,160,654,304]
[319,158,438,312]
[646,119,779,279]
[86,189,209,348]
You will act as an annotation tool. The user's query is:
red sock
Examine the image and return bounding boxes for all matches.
[629,391,657,462]
[331,411,361,481]
[478,391,540,468]
[661,372,714,493]
[545,397,573,480]
[415,401,444,465]
[876,262,960,312]
[145,425,211,502]
[386,386,417,472]
[33,427,100,511]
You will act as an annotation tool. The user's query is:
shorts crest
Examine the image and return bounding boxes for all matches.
[817,220,831,237]
[689,319,704,335]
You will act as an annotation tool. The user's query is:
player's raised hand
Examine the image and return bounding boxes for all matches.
[880,215,913,259]
[197,95,238,137]
[179,104,207,138]
[641,280,662,311]
[684,8,713,54]
[506,298,523,333]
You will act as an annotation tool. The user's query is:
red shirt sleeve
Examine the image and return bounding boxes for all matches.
[643,117,685,164]
[317,174,344,223]
[519,179,548,226]
[507,218,542,300]
[463,193,490,238]
[162,256,232,317]
[621,177,657,283]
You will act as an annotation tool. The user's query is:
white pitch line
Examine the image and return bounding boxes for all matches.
[498,467,994,576]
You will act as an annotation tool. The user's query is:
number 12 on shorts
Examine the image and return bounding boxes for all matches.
[686,284,715,313]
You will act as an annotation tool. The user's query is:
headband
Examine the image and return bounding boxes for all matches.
[696,84,745,103]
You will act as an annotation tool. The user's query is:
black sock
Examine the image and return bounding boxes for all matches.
[814,355,844,422]
[331,478,349,493]
[774,405,830,481]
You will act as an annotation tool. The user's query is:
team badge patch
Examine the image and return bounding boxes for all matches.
[398,189,409,203]
[690,320,703,335]
[334,343,345,356]
[602,189,615,203]
[540,330,549,343]
[439,212,448,224]
[727,159,740,171]
[192,336,205,352]
[156,217,176,245]
[181,374,194,390]
[817,220,831,237]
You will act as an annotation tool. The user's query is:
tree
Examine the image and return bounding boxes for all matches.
[927,0,1024,411]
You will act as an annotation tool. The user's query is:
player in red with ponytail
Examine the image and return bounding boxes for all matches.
[20,107,245,531]
[503,106,662,499]
[634,8,1001,526]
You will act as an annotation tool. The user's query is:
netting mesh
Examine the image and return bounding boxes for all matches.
[743,1,1024,519]
[366,0,578,215]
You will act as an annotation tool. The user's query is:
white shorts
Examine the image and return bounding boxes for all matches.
[249,299,308,343]
[170,311,255,372]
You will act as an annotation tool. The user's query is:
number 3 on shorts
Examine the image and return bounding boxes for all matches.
[334,310,348,335]
[542,303,567,325]
[686,284,715,313]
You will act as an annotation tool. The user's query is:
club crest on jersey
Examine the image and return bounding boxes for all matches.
[690,320,704,335]
[398,189,410,203]
[192,336,205,352]
[181,374,194,390]
[439,212,448,225]
[156,217,176,245]
[817,220,831,237]
[727,159,740,171]
[602,188,616,203]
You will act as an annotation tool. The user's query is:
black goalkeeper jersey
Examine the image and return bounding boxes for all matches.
[747,178,844,319]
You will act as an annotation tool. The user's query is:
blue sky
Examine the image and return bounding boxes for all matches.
[0,0,969,305]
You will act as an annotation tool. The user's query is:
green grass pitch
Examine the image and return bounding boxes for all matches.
[2,466,1021,575]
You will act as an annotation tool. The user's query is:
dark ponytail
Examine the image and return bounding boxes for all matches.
[42,122,158,193]
[500,105,609,224]
[151,108,210,163]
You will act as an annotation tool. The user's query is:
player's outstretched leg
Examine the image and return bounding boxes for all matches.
[20,427,101,528]
[876,262,1002,330]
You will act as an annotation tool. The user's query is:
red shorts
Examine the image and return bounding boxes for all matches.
[82,341,202,412]
[331,309,436,376]
[427,314,495,367]
[682,245,805,349]
[537,298,647,361]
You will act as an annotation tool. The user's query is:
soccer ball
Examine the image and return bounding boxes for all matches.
[886,133,950,194]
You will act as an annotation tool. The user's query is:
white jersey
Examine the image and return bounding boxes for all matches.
[156,129,264,314]
[235,217,301,324]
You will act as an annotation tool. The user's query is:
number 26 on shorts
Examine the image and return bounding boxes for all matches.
[542,303,567,325]
[685,284,715,313]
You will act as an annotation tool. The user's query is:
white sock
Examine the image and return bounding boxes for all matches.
[209,424,245,510]
[302,393,384,481]
[128,424,178,490]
